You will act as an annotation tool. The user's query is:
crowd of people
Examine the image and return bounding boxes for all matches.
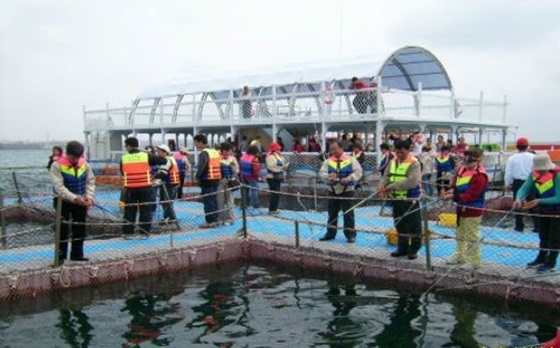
[48,134,559,272]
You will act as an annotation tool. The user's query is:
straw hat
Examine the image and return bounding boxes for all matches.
[156,144,171,154]
[179,147,189,154]
[533,154,554,171]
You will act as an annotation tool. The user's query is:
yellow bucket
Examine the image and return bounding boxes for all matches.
[385,228,430,245]
[438,213,457,228]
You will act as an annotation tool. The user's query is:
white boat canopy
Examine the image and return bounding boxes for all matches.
[137,46,453,101]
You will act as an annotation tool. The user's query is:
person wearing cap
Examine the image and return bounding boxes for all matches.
[194,134,222,228]
[155,144,178,222]
[379,139,422,259]
[173,148,191,199]
[505,137,539,232]
[441,148,488,269]
[51,141,95,264]
[514,153,560,273]
[265,142,288,214]
[319,140,362,243]
[120,137,167,237]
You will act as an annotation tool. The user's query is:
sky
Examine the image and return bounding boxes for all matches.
[0,0,559,143]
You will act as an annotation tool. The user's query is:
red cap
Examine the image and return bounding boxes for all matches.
[268,142,281,152]
[516,137,529,146]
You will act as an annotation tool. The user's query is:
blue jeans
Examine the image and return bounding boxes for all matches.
[242,179,260,209]
[201,182,219,223]
[422,174,433,197]
[159,185,177,220]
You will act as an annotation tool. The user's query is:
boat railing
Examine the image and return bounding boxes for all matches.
[84,86,508,131]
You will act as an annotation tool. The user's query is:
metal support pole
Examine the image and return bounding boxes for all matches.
[54,197,63,268]
[12,172,23,204]
[421,197,432,271]
[0,192,6,249]
[241,185,247,239]
[295,221,300,248]
[313,177,318,211]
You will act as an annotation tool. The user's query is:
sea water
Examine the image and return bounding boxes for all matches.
[0,262,558,347]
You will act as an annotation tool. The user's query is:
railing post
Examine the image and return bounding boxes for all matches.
[313,176,318,211]
[416,82,422,118]
[54,197,63,267]
[295,221,300,248]
[0,192,6,249]
[241,185,247,239]
[12,172,23,204]
[421,196,432,271]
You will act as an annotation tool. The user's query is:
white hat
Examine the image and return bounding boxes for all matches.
[533,154,554,171]
[156,144,171,154]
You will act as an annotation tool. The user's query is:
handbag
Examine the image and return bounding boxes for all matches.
[227,179,241,191]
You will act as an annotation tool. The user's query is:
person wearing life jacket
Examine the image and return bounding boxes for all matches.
[194,134,223,228]
[442,148,488,269]
[173,148,191,199]
[239,145,261,210]
[50,141,95,264]
[265,142,288,214]
[47,145,63,170]
[120,137,167,237]
[155,144,179,223]
[505,137,539,232]
[379,139,422,259]
[318,140,363,243]
[436,145,456,194]
[375,143,395,176]
[514,153,560,273]
[217,142,240,225]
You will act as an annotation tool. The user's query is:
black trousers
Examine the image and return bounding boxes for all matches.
[122,187,153,235]
[534,214,560,267]
[201,181,220,223]
[325,191,356,239]
[177,171,186,199]
[267,178,282,212]
[53,198,87,260]
[512,179,540,231]
[393,200,422,255]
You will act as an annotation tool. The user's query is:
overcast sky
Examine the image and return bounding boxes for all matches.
[1,0,559,142]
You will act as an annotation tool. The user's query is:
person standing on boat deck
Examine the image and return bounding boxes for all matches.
[374,143,395,176]
[514,154,560,273]
[352,143,365,190]
[47,145,63,169]
[419,146,435,197]
[51,141,95,263]
[173,148,191,199]
[379,139,422,259]
[144,145,159,213]
[435,146,456,194]
[318,140,363,243]
[505,137,539,232]
[194,134,222,228]
[239,145,261,210]
[349,77,370,114]
[155,144,178,222]
[217,142,239,225]
[120,137,167,237]
[441,149,488,268]
[265,142,288,214]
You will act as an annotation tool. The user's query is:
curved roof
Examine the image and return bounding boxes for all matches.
[137,46,453,100]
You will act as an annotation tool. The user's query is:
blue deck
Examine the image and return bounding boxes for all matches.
[0,190,540,270]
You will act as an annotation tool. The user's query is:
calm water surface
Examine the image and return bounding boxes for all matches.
[0,262,558,348]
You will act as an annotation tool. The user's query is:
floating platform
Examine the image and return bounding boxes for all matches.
[0,195,558,310]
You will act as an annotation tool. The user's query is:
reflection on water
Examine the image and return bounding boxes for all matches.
[0,261,558,347]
